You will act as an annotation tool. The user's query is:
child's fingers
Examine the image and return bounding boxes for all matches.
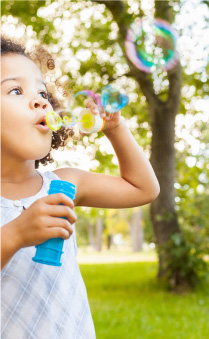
[42,193,74,210]
[47,205,77,224]
[84,98,100,114]
[84,96,98,105]
[84,98,97,108]
[100,112,106,118]
[84,97,93,106]
[45,219,73,240]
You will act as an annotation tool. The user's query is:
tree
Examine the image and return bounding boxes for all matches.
[92,0,186,289]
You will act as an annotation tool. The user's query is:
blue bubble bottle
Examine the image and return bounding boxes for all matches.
[32,180,76,266]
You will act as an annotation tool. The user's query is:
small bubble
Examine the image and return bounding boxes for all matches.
[47,58,55,70]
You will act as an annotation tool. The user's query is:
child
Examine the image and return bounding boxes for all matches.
[1,36,160,339]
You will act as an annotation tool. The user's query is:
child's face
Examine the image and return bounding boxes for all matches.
[1,53,53,163]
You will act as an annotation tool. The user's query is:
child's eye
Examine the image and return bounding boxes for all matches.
[39,91,48,100]
[9,87,22,95]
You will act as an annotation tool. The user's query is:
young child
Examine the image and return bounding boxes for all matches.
[1,36,160,339]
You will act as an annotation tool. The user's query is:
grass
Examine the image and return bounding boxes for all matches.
[80,262,209,339]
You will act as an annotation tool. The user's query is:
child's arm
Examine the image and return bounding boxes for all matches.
[54,107,160,209]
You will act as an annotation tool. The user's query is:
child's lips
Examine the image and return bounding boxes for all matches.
[36,115,47,125]
[35,123,50,132]
[35,115,50,132]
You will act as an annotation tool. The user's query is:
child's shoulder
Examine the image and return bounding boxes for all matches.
[52,167,82,187]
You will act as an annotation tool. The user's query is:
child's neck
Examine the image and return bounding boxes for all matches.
[1,155,37,184]
[1,170,38,184]
[1,171,43,201]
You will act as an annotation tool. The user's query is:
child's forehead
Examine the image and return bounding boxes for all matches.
[1,53,43,82]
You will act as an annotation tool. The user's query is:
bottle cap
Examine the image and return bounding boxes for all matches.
[78,108,105,134]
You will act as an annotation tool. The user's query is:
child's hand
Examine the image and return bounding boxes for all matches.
[10,194,77,249]
[84,96,122,133]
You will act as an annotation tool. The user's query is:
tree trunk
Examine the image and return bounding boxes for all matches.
[129,208,144,252]
[149,102,180,277]
[107,233,113,250]
[87,220,96,249]
[96,218,103,252]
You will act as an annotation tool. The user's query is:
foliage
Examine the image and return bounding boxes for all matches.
[74,209,90,246]
[158,230,209,291]
[1,0,58,43]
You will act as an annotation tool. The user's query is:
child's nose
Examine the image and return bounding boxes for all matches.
[30,97,48,110]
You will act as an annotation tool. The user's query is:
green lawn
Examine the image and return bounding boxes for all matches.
[80,262,209,339]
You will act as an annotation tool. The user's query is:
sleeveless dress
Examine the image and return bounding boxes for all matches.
[1,170,96,339]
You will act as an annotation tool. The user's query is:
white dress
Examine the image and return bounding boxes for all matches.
[1,170,96,339]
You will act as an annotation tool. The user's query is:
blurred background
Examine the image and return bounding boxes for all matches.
[1,0,209,338]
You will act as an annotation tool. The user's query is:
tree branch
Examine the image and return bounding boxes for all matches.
[93,0,159,107]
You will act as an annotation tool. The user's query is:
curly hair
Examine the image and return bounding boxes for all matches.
[1,36,74,169]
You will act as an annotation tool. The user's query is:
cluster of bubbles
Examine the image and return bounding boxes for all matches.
[125,18,179,73]
[46,108,96,132]
[46,84,129,132]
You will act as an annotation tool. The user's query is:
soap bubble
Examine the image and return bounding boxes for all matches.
[125,18,179,73]
[101,84,129,113]
[47,58,55,70]
[46,109,75,131]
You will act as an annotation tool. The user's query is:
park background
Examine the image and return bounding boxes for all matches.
[1,0,209,338]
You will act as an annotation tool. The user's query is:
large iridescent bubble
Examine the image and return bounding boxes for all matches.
[125,18,179,73]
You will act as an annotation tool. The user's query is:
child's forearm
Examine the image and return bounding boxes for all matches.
[1,221,21,270]
[103,120,160,199]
